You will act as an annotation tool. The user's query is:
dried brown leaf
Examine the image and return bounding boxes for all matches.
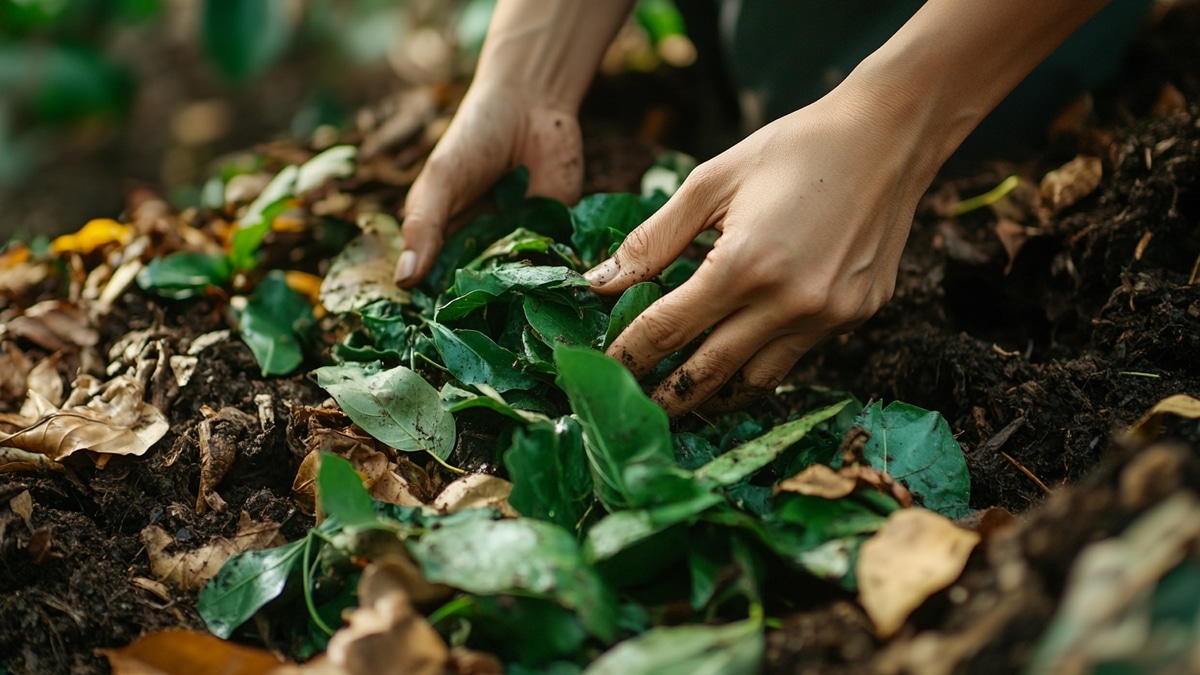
[102,629,284,675]
[0,341,33,408]
[319,213,410,314]
[432,473,517,517]
[326,562,449,675]
[1127,393,1200,442]
[197,407,257,514]
[2,300,99,352]
[1039,155,1103,215]
[776,463,913,507]
[142,511,283,590]
[858,509,981,638]
[9,489,33,527]
[24,353,64,409]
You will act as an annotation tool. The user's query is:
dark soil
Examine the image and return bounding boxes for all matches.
[3,3,1200,674]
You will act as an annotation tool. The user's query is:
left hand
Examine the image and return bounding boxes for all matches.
[585,83,939,416]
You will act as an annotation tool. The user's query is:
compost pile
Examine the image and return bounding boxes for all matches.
[2,5,1200,675]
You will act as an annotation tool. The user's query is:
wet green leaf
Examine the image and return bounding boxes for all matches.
[411,517,620,642]
[525,295,608,349]
[504,419,592,531]
[237,271,312,376]
[554,346,675,511]
[584,490,724,564]
[317,452,375,528]
[604,282,660,348]
[198,537,306,638]
[583,618,763,675]
[430,323,540,392]
[456,263,589,297]
[439,383,551,424]
[854,401,971,519]
[314,362,455,460]
[465,227,554,269]
[136,251,231,299]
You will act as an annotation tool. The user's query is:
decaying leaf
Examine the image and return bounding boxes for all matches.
[102,629,284,675]
[0,374,169,461]
[319,213,410,314]
[198,407,259,514]
[0,341,33,407]
[9,489,33,527]
[432,473,518,517]
[143,512,283,591]
[1040,155,1103,215]
[0,243,48,297]
[2,300,99,353]
[24,353,64,410]
[858,508,980,638]
[1127,393,1200,442]
[775,463,913,507]
[325,561,449,675]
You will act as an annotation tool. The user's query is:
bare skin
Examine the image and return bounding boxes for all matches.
[397,0,1111,416]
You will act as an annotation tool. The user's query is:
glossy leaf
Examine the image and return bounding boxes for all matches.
[603,282,660,348]
[317,452,376,528]
[504,418,592,531]
[430,323,539,392]
[854,401,972,519]
[570,192,666,268]
[524,294,608,349]
[237,271,311,376]
[314,362,456,460]
[410,518,620,642]
[198,537,306,638]
[455,263,588,297]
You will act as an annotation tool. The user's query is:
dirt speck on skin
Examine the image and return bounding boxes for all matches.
[672,371,696,398]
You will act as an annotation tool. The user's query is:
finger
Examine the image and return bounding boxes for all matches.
[604,262,740,380]
[397,151,499,287]
[585,165,725,294]
[698,334,818,415]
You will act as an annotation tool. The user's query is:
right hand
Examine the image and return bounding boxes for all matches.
[394,82,584,287]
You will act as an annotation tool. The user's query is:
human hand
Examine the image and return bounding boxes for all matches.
[585,87,941,416]
[395,82,583,286]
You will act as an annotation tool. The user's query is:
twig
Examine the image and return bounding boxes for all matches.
[1000,451,1052,494]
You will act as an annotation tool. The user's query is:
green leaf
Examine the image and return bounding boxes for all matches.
[464,227,554,269]
[435,289,499,322]
[136,251,231,299]
[426,214,511,290]
[584,491,723,564]
[294,145,356,195]
[455,263,589,297]
[465,596,589,665]
[198,537,306,638]
[762,494,887,587]
[201,0,293,83]
[317,452,376,528]
[439,383,551,424]
[504,419,592,531]
[854,401,972,519]
[237,271,312,376]
[430,323,539,393]
[358,301,408,351]
[570,193,666,268]
[583,618,763,675]
[603,282,660,348]
[410,518,620,642]
[513,197,575,243]
[524,295,609,350]
[696,400,852,486]
[314,362,456,460]
[554,346,675,511]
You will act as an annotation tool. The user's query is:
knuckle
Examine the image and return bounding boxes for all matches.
[741,366,786,396]
[636,312,691,354]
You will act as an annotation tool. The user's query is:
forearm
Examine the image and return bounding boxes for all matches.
[475,0,637,110]
[841,0,1110,173]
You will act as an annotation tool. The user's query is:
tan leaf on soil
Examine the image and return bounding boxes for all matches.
[0,374,169,461]
[1,300,98,352]
[1127,393,1200,442]
[0,341,33,407]
[432,473,518,517]
[858,508,981,638]
[24,353,65,410]
[1039,155,1103,215]
[197,407,258,514]
[9,489,33,527]
[292,418,428,514]
[142,511,283,590]
[102,629,284,675]
[318,213,410,314]
[776,463,913,508]
[325,561,449,675]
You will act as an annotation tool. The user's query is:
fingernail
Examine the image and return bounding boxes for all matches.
[584,258,619,286]
[396,249,417,282]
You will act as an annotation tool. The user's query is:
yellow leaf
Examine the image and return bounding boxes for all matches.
[102,629,285,675]
[858,509,980,638]
[285,270,324,307]
[50,219,132,255]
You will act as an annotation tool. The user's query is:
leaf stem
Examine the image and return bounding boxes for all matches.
[302,533,337,636]
[951,174,1020,216]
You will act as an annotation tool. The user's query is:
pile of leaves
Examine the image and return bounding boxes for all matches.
[1,133,982,674]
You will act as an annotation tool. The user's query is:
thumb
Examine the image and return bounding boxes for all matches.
[396,155,488,288]
[584,173,718,294]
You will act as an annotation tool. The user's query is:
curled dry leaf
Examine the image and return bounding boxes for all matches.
[325,561,449,675]
[24,353,65,409]
[776,463,913,508]
[1127,393,1200,442]
[432,473,518,517]
[102,629,284,675]
[142,511,283,591]
[858,509,981,638]
[198,407,258,515]
[0,374,168,461]
[1039,155,1103,215]
[9,489,33,528]
[0,341,33,407]
[2,300,98,353]
[0,447,63,472]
